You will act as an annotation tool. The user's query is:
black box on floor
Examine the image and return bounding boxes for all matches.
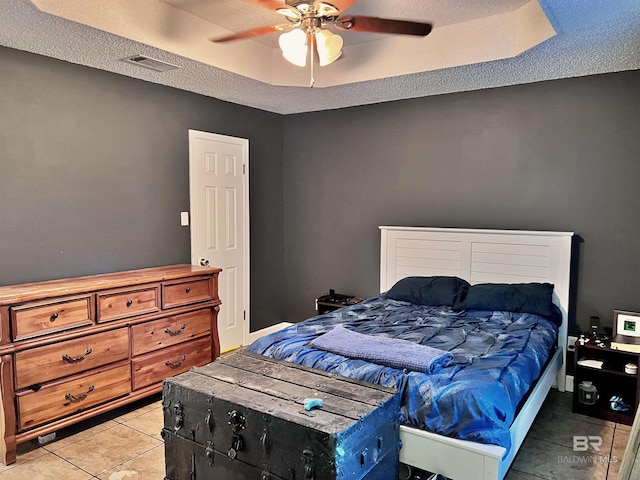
[162,350,401,480]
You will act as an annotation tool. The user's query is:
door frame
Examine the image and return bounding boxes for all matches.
[188,129,250,349]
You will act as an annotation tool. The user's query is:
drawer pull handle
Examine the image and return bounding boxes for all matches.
[185,287,191,294]
[166,355,186,369]
[50,313,59,322]
[164,324,186,336]
[126,299,133,307]
[65,384,94,403]
[62,348,93,363]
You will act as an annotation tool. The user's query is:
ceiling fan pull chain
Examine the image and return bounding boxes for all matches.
[310,33,315,88]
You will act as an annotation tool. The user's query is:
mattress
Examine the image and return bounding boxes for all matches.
[247,295,558,452]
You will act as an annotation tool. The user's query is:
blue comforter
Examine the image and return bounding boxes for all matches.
[247,295,558,452]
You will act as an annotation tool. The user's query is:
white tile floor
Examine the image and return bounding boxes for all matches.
[0,394,165,480]
[505,389,629,480]
[0,389,631,479]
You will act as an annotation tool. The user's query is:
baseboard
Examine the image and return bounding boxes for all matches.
[565,374,574,392]
[246,322,293,345]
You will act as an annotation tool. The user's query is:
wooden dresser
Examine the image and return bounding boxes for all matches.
[0,264,222,465]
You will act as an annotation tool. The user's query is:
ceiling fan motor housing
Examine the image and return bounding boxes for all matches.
[302,16,323,32]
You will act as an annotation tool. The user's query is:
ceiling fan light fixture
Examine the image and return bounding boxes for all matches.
[315,29,343,66]
[279,28,308,67]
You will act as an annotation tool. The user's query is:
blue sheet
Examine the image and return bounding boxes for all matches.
[247,295,558,452]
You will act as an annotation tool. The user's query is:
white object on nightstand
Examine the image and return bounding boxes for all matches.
[577,358,604,369]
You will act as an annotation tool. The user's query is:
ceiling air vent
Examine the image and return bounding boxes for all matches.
[119,55,180,72]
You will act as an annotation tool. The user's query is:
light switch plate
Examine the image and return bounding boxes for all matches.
[180,211,189,226]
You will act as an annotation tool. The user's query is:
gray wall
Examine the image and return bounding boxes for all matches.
[283,70,640,334]
[2,44,639,336]
[0,46,284,332]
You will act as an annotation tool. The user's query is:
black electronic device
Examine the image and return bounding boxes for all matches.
[590,316,609,340]
[316,289,364,314]
[319,289,352,305]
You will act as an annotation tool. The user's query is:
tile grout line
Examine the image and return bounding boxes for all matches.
[42,422,122,455]
[85,443,165,479]
[606,424,617,479]
[48,449,98,478]
[40,422,162,478]
[510,467,548,479]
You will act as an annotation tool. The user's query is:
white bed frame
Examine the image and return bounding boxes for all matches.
[379,226,573,480]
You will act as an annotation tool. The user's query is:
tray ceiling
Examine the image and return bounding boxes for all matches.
[1,0,639,114]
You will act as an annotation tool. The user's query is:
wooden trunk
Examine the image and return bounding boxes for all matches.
[162,350,402,480]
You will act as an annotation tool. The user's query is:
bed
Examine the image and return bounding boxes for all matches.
[249,226,573,480]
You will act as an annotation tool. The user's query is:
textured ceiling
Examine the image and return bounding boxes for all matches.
[1,0,639,114]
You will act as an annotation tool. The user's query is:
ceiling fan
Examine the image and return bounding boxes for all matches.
[210,0,433,86]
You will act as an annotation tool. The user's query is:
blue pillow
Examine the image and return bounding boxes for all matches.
[385,276,470,306]
[453,282,555,319]
[548,303,563,326]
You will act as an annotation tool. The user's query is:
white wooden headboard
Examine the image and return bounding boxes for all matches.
[379,226,574,389]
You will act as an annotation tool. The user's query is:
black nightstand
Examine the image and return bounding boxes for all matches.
[315,290,365,315]
[573,337,640,425]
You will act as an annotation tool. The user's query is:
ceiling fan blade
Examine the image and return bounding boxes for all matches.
[335,16,432,36]
[324,0,358,13]
[210,24,290,43]
[248,0,291,10]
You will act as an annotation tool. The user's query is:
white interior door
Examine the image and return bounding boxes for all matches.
[189,130,249,352]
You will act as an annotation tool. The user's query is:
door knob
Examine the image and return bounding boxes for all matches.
[200,259,210,266]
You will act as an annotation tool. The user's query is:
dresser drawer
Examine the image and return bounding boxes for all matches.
[17,363,131,431]
[162,277,214,309]
[11,295,93,341]
[131,310,212,356]
[97,285,160,323]
[132,337,212,390]
[14,328,129,390]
